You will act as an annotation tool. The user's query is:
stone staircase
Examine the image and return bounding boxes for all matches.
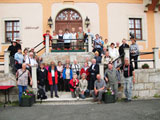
[41,52,94,65]
[36,92,94,105]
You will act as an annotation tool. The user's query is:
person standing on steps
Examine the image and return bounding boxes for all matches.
[121,58,135,102]
[48,61,59,98]
[63,64,73,92]
[16,63,32,104]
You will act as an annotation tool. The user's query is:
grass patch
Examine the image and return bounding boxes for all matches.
[133,96,138,99]
[0,102,3,107]
[153,94,160,98]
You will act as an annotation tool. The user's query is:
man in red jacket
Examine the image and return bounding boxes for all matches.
[43,30,52,45]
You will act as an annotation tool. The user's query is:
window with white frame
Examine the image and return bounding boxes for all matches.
[5,20,20,42]
[129,18,142,40]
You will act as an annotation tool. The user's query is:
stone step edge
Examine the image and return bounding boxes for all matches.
[36,98,93,103]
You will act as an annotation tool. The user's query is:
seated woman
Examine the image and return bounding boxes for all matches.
[69,74,79,99]
[78,73,89,99]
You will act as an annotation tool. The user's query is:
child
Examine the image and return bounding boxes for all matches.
[69,74,79,99]
[43,30,52,45]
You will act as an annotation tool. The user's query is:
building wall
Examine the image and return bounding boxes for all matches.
[0,3,43,51]
[51,3,100,35]
[107,3,148,51]
[154,12,160,48]
[0,0,158,57]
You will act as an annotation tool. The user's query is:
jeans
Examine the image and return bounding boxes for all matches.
[50,77,58,96]
[130,55,138,69]
[124,76,133,100]
[71,88,79,98]
[79,89,90,99]
[18,85,27,102]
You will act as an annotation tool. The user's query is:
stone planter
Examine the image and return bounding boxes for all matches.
[103,93,116,103]
[20,97,33,107]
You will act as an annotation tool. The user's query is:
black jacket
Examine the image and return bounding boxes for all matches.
[88,64,99,75]
[8,45,18,57]
[37,68,48,86]
[119,44,129,56]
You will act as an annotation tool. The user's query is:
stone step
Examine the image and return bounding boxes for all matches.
[36,91,93,105]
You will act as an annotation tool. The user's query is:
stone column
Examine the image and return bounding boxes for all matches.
[45,35,49,54]
[31,66,37,93]
[99,64,104,80]
[124,48,130,60]
[4,51,10,74]
[88,36,92,52]
[153,47,159,69]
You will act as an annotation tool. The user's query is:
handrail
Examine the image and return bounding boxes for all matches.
[131,60,154,62]
[33,41,44,49]
[139,52,154,55]
[36,46,45,54]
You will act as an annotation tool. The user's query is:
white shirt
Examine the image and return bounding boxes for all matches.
[108,47,119,60]
[51,70,55,77]
[63,33,71,43]
[25,57,38,68]
[72,64,81,73]
[57,66,63,72]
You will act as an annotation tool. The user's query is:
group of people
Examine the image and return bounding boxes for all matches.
[43,27,92,50]
[92,34,139,70]
[7,27,139,104]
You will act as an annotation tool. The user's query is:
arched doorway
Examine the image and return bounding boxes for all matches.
[55,9,83,33]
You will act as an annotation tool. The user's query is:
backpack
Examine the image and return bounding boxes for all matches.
[37,87,47,100]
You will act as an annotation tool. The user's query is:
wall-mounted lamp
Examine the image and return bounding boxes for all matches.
[85,16,90,28]
[48,16,53,28]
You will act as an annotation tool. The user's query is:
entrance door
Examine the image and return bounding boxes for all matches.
[55,9,83,33]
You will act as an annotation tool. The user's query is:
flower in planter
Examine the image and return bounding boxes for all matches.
[105,87,114,95]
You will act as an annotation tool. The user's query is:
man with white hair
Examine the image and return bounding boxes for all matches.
[71,59,81,78]
[88,59,99,91]
[25,52,38,69]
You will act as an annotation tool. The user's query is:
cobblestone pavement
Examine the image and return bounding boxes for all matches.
[0,99,160,120]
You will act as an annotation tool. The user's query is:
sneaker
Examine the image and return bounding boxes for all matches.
[77,97,79,100]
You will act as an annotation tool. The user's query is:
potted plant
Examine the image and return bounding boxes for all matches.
[20,90,35,107]
[103,88,116,103]
[142,63,149,69]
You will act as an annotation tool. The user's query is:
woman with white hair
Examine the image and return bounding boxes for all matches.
[78,73,89,99]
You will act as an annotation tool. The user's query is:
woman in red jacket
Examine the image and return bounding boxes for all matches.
[48,61,59,98]
[80,62,89,80]
[69,74,79,99]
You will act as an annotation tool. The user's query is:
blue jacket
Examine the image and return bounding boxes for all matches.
[62,68,73,80]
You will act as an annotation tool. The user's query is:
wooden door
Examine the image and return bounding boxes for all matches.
[55,9,82,33]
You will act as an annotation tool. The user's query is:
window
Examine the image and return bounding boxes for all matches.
[129,18,142,40]
[5,21,20,42]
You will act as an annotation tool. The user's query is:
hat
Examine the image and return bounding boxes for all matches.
[16,39,21,41]
[12,39,17,43]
